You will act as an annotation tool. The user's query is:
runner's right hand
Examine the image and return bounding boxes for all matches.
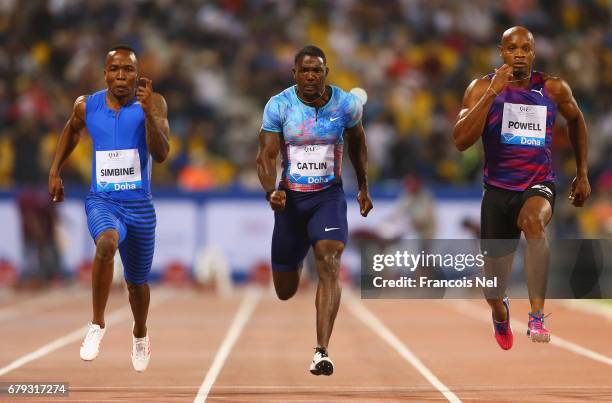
[489,64,513,95]
[48,173,64,202]
[269,190,286,211]
[357,189,373,217]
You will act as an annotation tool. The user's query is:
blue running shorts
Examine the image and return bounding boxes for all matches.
[271,183,348,271]
[85,192,156,285]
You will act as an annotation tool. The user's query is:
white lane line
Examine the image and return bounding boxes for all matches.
[452,300,612,366]
[345,292,461,403]
[67,385,612,391]
[562,300,612,321]
[44,401,125,403]
[0,288,87,322]
[194,288,261,403]
[0,289,174,377]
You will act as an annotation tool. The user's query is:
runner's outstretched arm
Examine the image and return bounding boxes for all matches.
[256,130,285,211]
[48,95,87,202]
[256,130,280,192]
[545,78,590,206]
[345,122,373,217]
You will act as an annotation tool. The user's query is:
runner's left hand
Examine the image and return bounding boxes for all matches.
[136,77,153,115]
[357,190,373,217]
[48,173,64,202]
[569,175,590,207]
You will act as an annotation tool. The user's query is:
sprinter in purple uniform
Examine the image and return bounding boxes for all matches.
[453,27,590,349]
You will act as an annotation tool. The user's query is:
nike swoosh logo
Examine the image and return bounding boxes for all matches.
[324,227,340,232]
[330,117,340,122]
[530,89,543,96]
[531,184,552,195]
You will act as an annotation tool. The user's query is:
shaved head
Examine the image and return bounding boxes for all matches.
[105,49,138,66]
[499,26,536,80]
[501,26,534,47]
[105,44,138,67]
[104,46,139,100]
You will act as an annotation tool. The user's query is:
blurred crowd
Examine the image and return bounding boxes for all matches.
[0,0,610,236]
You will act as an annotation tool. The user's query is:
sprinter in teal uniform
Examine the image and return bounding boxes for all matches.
[257,45,373,376]
[49,45,169,372]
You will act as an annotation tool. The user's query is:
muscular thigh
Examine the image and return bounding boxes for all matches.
[518,182,555,227]
[271,201,310,272]
[117,199,157,286]
[85,194,127,243]
[480,186,521,257]
[306,187,348,246]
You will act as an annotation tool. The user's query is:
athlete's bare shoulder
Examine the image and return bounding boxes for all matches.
[473,75,492,86]
[73,95,89,120]
[543,74,565,90]
[461,76,491,107]
[542,74,572,103]
[68,95,89,132]
[467,76,491,92]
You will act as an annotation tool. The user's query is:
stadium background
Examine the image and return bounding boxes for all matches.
[1,2,612,402]
[0,0,610,285]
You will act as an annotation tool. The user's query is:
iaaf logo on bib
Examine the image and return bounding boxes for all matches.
[304,145,320,152]
[108,151,123,159]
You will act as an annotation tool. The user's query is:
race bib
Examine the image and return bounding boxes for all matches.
[501,103,547,147]
[96,149,142,192]
[288,144,335,185]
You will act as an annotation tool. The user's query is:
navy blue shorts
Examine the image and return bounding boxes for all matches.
[85,193,156,285]
[271,184,348,272]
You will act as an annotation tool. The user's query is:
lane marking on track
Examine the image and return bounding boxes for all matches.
[345,291,461,403]
[452,300,612,366]
[0,289,174,377]
[45,401,124,403]
[562,300,612,321]
[66,385,612,391]
[193,288,261,403]
[0,288,88,322]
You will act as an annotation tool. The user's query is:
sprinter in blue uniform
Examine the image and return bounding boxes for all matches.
[49,45,169,372]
